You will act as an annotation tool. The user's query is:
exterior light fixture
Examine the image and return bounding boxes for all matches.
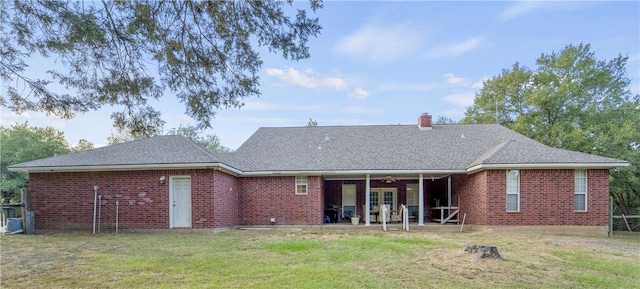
[159,176,166,185]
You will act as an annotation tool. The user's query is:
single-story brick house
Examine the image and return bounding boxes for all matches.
[9,114,629,234]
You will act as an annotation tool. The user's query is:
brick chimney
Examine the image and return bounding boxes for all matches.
[418,113,432,130]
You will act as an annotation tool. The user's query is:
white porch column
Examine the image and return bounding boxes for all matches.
[419,173,424,226]
[447,176,452,216]
[365,174,371,226]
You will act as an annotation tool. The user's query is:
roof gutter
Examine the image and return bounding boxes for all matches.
[8,162,244,176]
[466,162,630,174]
[239,169,466,177]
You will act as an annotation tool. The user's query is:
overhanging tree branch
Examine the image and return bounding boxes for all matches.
[1,0,323,134]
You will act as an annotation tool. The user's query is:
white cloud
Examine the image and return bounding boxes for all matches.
[0,109,68,130]
[323,77,349,91]
[348,87,370,100]
[472,77,491,90]
[266,67,348,91]
[425,37,483,59]
[334,24,421,63]
[501,1,590,21]
[242,100,331,112]
[450,38,483,56]
[442,92,475,107]
[501,1,544,20]
[443,73,465,86]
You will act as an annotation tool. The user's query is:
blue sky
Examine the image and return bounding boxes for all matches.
[1,1,639,149]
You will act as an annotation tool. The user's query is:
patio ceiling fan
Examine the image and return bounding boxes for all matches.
[381,175,396,183]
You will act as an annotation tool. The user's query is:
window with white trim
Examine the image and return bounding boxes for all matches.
[406,184,419,206]
[574,170,587,211]
[342,184,356,219]
[295,176,308,195]
[506,170,520,212]
[406,184,419,217]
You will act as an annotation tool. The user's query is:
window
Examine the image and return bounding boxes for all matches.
[295,176,308,195]
[406,184,419,206]
[342,184,356,218]
[383,191,394,209]
[575,170,587,211]
[369,190,379,211]
[506,170,520,212]
[406,184,419,217]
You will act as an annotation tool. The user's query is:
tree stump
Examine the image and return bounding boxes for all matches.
[465,244,502,263]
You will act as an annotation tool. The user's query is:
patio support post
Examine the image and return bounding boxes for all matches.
[448,176,452,217]
[419,173,424,226]
[365,174,371,226]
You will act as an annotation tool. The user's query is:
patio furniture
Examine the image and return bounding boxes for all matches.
[364,205,378,223]
[390,205,403,222]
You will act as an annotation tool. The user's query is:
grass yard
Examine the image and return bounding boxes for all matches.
[1,229,639,288]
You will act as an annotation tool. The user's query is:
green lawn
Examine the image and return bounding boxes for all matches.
[1,230,638,288]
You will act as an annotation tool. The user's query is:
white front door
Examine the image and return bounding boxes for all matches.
[170,176,192,228]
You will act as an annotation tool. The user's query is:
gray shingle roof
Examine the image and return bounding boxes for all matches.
[228,124,627,172]
[9,135,224,171]
[9,124,628,173]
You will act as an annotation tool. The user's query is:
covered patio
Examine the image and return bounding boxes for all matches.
[322,172,461,226]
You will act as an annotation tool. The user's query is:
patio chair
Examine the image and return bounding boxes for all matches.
[364,205,377,223]
[390,205,403,222]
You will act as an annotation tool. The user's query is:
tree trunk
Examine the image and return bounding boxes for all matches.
[465,244,502,263]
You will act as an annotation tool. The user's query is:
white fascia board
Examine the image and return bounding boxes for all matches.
[467,162,630,174]
[239,169,466,177]
[10,162,243,176]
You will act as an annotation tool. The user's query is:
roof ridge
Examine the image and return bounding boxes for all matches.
[468,140,513,168]
[255,123,501,129]
[178,135,219,157]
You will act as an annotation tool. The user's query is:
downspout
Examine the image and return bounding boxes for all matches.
[93,186,98,235]
[115,201,119,234]
[98,194,102,233]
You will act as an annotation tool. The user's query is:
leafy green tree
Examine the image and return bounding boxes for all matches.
[463,43,640,211]
[1,1,323,136]
[435,115,457,124]
[166,125,232,153]
[306,118,318,127]
[1,122,71,202]
[72,139,94,152]
[107,126,159,145]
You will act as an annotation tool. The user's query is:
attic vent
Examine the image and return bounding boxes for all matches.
[325,134,330,141]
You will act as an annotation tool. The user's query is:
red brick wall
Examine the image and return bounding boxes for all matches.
[213,170,239,228]
[28,169,235,230]
[455,172,488,225]
[586,169,610,226]
[238,176,323,225]
[456,169,610,226]
[27,168,610,230]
